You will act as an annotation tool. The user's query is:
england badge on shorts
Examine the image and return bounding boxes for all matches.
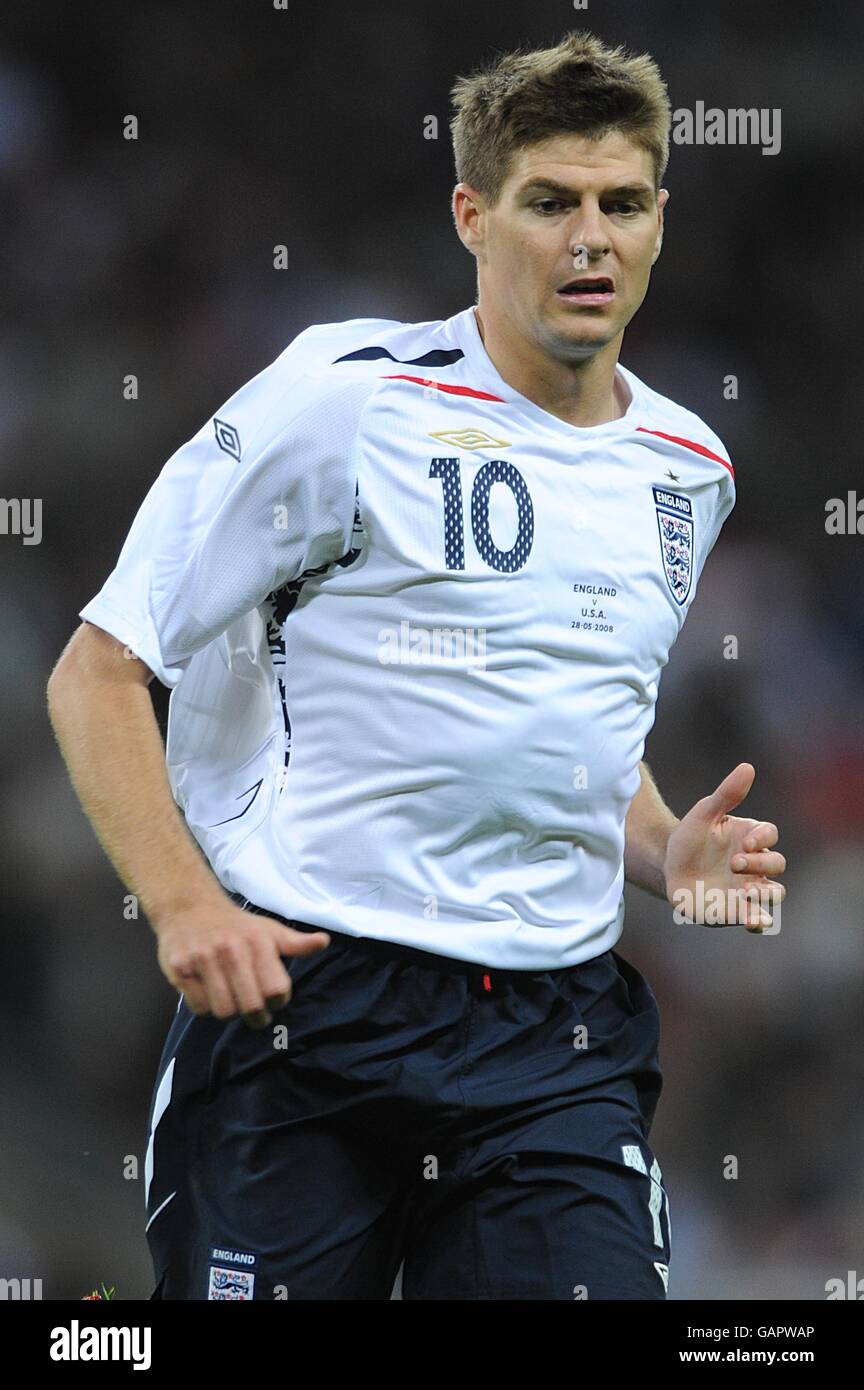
[208,1264,255,1300]
[652,486,693,606]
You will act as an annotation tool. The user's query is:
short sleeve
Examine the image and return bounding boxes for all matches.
[79,347,371,687]
[698,450,736,573]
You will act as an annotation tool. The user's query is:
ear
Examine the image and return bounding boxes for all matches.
[652,187,670,264]
[452,182,486,255]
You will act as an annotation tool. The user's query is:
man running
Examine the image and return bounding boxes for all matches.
[47,30,785,1300]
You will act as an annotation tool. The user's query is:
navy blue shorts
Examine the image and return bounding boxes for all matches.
[144,900,671,1300]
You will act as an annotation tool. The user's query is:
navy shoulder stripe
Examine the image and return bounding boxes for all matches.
[332,346,464,367]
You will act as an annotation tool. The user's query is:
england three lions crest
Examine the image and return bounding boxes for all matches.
[652,486,693,606]
[207,1264,255,1299]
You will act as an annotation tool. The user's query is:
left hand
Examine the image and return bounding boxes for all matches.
[663,763,786,932]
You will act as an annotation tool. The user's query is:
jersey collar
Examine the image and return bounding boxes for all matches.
[451,305,643,439]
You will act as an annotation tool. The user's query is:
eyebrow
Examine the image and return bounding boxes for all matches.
[518,178,654,200]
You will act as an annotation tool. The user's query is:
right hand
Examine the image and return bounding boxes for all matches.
[154,899,331,1029]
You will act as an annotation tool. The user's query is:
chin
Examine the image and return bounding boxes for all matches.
[548,324,615,357]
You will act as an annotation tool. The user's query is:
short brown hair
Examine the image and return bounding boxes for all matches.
[450,30,671,206]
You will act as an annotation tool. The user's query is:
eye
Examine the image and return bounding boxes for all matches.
[533,198,566,214]
[608,201,641,216]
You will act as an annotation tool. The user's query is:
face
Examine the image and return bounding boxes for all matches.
[453,130,669,361]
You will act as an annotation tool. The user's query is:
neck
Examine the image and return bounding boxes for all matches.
[472,302,628,428]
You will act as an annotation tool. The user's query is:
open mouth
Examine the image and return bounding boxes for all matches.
[557,276,615,304]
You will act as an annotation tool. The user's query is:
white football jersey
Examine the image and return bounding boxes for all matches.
[80,305,735,969]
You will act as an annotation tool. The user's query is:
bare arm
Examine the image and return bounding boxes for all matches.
[623,760,679,901]
[46,622,330,1024]
[47,622,227,923]
[624,759,786,928]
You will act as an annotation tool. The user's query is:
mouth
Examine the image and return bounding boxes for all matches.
[556,276,616,307]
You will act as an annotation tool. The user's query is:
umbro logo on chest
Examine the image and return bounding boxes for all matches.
[428,429,511,451]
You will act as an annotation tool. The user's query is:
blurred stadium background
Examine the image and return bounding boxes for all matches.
[1,0,862,1299]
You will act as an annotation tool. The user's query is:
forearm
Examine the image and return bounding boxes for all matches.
[47,657,229,932]
[623,760,680,899]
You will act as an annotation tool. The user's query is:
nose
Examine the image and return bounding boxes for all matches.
[570,198,611,259]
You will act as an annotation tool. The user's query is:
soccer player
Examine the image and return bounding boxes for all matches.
[47,30,786,1300]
